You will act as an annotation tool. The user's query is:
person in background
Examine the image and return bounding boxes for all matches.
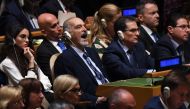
[48,101,74,109]
[0,0,11,35]
[102,16,154,81]
[39,0,83,19]
[53,74,88,109]
[19,78,46,109]
[3,0,41,31]
[54,17,109,109]
[136,0,160,54]
[108,89,136,109]
[0,85,24,109]
[144,68,189,109]
[90,3,121,58]
[151,13,190,64]
[36,13,66,83]
[0,24,52,92]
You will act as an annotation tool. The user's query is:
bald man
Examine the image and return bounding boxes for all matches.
[109,89,136,109]
[36,13,66,83]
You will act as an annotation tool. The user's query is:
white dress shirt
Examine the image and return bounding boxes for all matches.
[49,40,63,53]
[0,57,52,91]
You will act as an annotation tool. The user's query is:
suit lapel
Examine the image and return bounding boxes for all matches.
[44,39,59,54]
[140,26,155,45]
[115,41,131,66]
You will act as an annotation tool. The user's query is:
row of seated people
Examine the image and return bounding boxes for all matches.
[1,0,190,108]
[1,67,190,109]
[0,0,112,35]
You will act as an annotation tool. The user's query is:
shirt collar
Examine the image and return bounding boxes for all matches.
[118,40,129,53]
[141,25,154,36]
[169,35,180,50]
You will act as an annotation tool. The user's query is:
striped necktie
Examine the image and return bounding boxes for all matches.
[83,52,107,84]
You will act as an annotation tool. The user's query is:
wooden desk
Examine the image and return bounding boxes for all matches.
[96,78,162,109]
[144,70,172,78]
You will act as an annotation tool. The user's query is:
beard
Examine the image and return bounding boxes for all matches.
[79,38,89,47]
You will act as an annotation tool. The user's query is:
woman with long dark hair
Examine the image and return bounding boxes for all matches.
[0,24,52,91]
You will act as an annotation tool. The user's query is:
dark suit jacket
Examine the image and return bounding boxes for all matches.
[139,26,160,53]
[36,39,60,82]
[54,46,108,104]
[151,34,190,63]
[3,0,38,31]
[144,96,186,109]
[39,0,83,19]
[102,40,154,81]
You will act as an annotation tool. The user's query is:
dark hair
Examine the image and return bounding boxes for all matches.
[136,0,157,15]
[0,24,34,76]
[5,24,33,47]
[161,69,188,95]
[114,16,137,35]
[19,78,44,108]
[165,13,186,29]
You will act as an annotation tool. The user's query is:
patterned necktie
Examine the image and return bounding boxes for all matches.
[83,52,107,84]
[152,32,159,42]
[57,40,66,51]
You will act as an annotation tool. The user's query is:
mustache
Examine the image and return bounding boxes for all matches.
[81,31,91,38]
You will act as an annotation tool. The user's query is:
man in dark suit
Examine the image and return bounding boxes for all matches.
[54,17,108,108]
[144,69,188,109]
[136,0,160,54]
[3,0,41,31]
[151,13,190,64]
[36,13,66,83]
[102,16,154,81]
[39,0,83,19]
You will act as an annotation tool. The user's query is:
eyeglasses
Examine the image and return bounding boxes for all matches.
[125,28,140,33]
[69,88,83,94]
[175,25,190,30]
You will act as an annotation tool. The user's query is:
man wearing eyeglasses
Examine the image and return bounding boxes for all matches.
[151,13,190,64]
[102,16,155,81]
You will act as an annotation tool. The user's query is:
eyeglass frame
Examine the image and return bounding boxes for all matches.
[124,28,140,33]
[174,25,190,30]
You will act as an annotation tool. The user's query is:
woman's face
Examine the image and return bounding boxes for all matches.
[64,83,82,104]
[28,90,44,108]
[15,28,30,49]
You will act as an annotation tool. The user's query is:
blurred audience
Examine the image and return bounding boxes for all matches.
[0,85,24,109]
[144,68,189,109]
[39,0,83,19]
[108,89,136,109]
[2,0,41,31]
[48,101,74,109]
